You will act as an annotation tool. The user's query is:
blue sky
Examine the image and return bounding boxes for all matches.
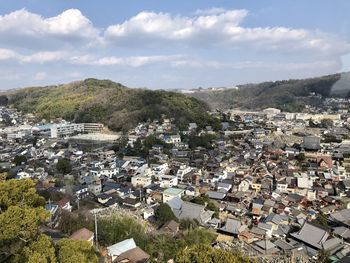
[0,0,349,89]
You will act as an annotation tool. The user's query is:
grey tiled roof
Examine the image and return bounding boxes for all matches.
[220,218,242,235]
[330,209,350,226]
[290,222,329,249]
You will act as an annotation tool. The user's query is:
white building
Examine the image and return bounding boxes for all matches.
[89,167,118,178]
[50,123,104,138]
[131,175,152,188]
[176,165,193,181]
[163,188,185,203]
[159,175,178,188]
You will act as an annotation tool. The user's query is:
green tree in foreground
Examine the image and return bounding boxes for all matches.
[0,179,48,261]
[22,234,57,263]
[0,178,97,263]
[175,244,253,263]
[0,178,45,210]
[155,203,177,225]
[56,239,98,263]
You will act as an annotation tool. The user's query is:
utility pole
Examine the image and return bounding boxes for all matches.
[94,212,99,250]
[48,199,52,228]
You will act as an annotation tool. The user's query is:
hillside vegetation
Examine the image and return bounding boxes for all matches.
[189,73,350,111]
[5,79,218,131]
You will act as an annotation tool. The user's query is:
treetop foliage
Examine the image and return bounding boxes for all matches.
[7,78,217,132]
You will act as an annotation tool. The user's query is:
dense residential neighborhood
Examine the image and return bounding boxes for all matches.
[2,95,350,263]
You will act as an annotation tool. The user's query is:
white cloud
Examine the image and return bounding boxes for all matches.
[0,8,348,57]
[21,51,68,63]
[105,9,350,56]
[34,71,47,80]
[71,54,184,67]
[105,10,247,42]
[0,45,341,74]
[0,9,100,49]
[0,48,18,60]
[194,7,228,15]
[171,58,341,72]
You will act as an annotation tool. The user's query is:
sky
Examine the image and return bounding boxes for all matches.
[0,0,350,90]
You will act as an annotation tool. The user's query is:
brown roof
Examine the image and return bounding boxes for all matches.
[117,247,150,263]
[69,228,94,241]
[160,220,179,233]
[55,197,70,207]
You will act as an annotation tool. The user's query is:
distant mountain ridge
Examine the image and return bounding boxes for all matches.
[4,78,219,132]
[187,72,350,111]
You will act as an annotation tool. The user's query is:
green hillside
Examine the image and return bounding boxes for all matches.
[5,78,218,131]
[189,73,350,111]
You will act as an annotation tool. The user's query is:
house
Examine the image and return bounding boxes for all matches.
[73,185,89,199]
[217,182,232,192]
[263,213,289,231]
[219,218,246,237]
[257,222,273,238]
[176,165,193,182]
[143,207,156,220]
[206,191,226,201]
[88,183,102,196]
[162,188,185,203]
[159,175,178,188]
[333,226,350,241]
[291,221,342,251]
[273,239,294,253]
[239,231,255,244]
[252,240,278,254]
[330,209,350,227]
[114,247,150,263]
[238,179,250,192]
[160,220,180,235]
[122,197,142,208]
[45,203,59,227]
[167,197,213,225]
[131,175,152,188]
[55,197,72,212]
[107,238,149,263]
[90,167,118,178]
[163,134,181,144]
[70,228,94,246]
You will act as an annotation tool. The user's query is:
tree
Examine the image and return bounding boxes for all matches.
[296,153,306,162]
[56,239,98,263]
[0,172,7,181]
[12,155,27,166]
[0,179,47,261]
[0,206,48,260]
[0,179,45,211]
[155,203,177,225]
[179,229,217,247]
[97,215,148,248]
[321,119,333,128]
[56,159,72,174]
[180,219,199,230]
[58,211,94,236]
[318,248,331,263]
[0,95,8,106]
[314,213,329,228]
[191,196,219,218]
[175,245,253,263]
[22,234,57,263]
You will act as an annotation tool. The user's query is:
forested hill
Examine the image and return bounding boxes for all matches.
[188,72,350,112]
[3,78,219,132]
